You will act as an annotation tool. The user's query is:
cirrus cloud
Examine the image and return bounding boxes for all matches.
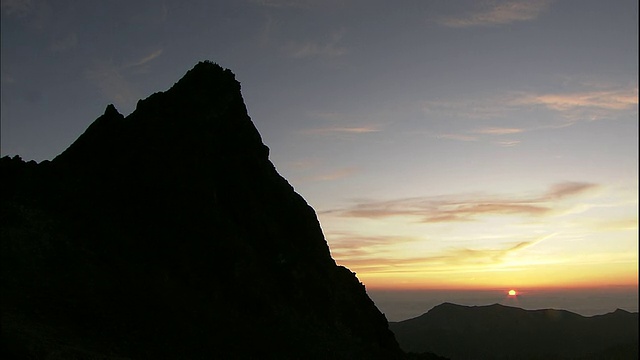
[438,0,552,28]
[322,182,600,223]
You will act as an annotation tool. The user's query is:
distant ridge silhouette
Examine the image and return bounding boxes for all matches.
[390,302,638,360]
[1,61,404,359]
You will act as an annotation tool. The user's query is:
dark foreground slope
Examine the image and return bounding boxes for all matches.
[390,302,638,360]
[1,61,403,359]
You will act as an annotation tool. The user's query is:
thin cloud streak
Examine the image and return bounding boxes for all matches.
[301,167,358,182]
[285,31,347,59]
[512,88,639,117]
[474,127,525,135]
[423,84,636,144]
[494,140,521,147]
[251,0,312,8]
[124,49,164,68]
[436,133,478,142]
[328,233,419,258]
[424,86,637,120]
[302,126,380,135]
[323,182,600,223]
[438,0,552,28]
[545,182,600,200]
[335,234,555,273]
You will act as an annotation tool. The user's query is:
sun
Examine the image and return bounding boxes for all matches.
[508,289,517,296]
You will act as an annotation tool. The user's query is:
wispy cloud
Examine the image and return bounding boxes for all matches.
[438,0,552,28]
[333,233,555,272]
[494,140,521,147]
[422,97,510,120]
[328,233,418,258]
[512,88,639,120]
[436,133,478,142]
[323,182,600,223]
[544,182,600,200]
[124,49,163,68]
[302,126,380,135]
[474,127,525,135]
[251,0,312,8]
[302,167,359,182]
[423,83,637,144]
[285,31,347,59]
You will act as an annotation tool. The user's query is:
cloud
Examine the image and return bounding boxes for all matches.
[437,127,523,146]
[511,88,639,120]
[323,182,600,223]
[494,140,521,147]
[302,167,359,182]
[544,182,600,200]
[1,0,33,16]
[422,97,510,120]
[285,31,347,59]
[423,238,542,266]
[438,0,552,28]
[302,126,380,135]
[251,0,312,8]
[124,49,164,68]
[436,133,478,142]
[328,233,418,258]
[474,127,525,135]
[337,199,550,222]
[333,233,555,272]
[422,83,636,144]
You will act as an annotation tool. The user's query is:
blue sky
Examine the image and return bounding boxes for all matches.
[2,0,637,290]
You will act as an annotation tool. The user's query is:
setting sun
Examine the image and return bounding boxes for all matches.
[508,290,517,296]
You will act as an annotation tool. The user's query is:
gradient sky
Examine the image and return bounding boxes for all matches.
[2,0,638,291]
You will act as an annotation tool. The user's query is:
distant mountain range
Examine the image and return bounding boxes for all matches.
[390,302,638,360]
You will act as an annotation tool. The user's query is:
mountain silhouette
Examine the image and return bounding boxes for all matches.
[390,302,638,360]
[1,61,404,359]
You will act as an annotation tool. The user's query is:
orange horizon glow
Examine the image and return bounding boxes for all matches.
[349,266,638,291]
[357,277,639,292]
[361,283,639,293]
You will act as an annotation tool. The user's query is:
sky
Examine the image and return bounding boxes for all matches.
[2,0,638,295]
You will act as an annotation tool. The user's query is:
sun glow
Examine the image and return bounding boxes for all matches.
[508,289,517,296]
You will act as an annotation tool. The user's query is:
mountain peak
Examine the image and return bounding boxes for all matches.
[1,61,404,359]
[103,103,120,117]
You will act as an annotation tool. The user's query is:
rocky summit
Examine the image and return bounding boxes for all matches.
[1,61,404,359]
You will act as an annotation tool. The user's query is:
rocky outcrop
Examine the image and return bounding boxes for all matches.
[1,61,403,359]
